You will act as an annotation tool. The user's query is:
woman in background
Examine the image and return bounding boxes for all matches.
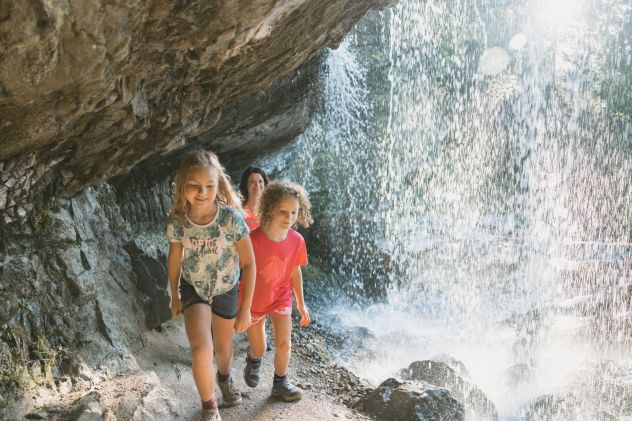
[239,166,269,231]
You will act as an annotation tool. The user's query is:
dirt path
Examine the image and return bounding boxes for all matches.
[137,318,371,420]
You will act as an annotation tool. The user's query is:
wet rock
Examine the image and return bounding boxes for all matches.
[305,211,402,298]
[357,378,464,421]
[431,353,471,378]
[502,363,531,386]
[523,360,632,420]
[402,359,498,420]
[524,394,583,421]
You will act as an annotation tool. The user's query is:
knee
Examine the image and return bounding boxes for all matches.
[275,338,291,355]
[213,340,232,357]
[190,340,213,359]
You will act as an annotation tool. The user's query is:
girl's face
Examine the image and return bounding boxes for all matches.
[247,173,265,203]
[271,197,299,232]
[184,166,218,212]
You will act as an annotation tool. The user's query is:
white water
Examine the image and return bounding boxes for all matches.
[270,0,632,419]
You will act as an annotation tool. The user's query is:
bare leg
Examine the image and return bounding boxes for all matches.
[246,317,267,358]
[212,314,235,375]
[269,312,292,376]
[183,304,215,401]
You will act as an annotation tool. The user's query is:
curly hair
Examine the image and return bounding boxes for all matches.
[258,180,313,229]
[169,149,243,225]
[239,166,269,205]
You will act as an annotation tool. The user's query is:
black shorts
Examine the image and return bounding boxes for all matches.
[179,281,239,319]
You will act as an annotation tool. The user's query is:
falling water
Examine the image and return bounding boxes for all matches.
[270,0,632,419]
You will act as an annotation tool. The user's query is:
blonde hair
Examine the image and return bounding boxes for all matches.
[258,180,313,229]
[169,150,243,225]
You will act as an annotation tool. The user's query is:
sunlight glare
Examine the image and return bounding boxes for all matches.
[536,0,585,28]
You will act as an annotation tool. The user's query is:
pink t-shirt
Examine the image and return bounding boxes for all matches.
[244,204,259,231]
[247,227,308,315]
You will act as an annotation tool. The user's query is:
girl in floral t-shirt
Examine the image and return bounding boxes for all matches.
[166,150,255,421]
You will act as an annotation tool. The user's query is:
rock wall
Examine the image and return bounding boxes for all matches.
[0,185,147,417]
[0,0,395,226]
[110,51,325,234]
[0,1,399,417]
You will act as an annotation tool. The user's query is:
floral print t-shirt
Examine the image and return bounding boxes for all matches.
[166,205,249,301]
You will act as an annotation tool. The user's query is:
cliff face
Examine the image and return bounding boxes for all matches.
[0,0,394,223]
[0,1,395,416]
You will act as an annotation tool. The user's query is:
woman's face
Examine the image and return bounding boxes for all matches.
[247,173,265,203]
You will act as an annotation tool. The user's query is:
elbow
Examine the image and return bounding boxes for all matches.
[242,262,255,274]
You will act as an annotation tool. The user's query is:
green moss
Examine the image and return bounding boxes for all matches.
[32,202,56,234]
[33,336,57,362]
[0,356,25,398]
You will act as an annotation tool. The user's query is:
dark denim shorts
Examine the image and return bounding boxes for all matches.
[179,281,239,319]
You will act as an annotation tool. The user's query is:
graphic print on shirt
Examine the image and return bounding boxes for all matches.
[166,205,248,299]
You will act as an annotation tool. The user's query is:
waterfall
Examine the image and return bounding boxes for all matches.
[269,0,632,418]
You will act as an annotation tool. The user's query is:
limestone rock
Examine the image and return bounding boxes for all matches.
[31,371,178,421]
[0,0,395,216]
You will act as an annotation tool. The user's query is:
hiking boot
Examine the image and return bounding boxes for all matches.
[217,373,242,407]
[271,377,303,402]
[243,354,261,388]
[200,407,221,421]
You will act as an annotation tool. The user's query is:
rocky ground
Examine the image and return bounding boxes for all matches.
[22,315,372,421]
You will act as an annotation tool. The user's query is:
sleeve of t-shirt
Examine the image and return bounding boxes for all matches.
[294,235,308,267]
[231,209,250,242]
[166,219,183,242]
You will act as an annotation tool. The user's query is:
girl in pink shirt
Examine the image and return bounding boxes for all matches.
[241,180,313,401]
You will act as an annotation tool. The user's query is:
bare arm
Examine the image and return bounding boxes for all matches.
[234,236,255,333]
[167,241,184,317]
[292,266,310,327]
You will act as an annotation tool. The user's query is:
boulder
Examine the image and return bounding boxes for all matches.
[403,359,498,420]
[357,378,464,421]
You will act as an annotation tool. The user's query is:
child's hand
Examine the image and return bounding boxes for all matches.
[298,305,311,327]
[234,308,251,333]
[170,296,181,318]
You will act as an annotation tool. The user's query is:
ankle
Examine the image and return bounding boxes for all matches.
[273,373,287,383]
[217,370,230,382]
[247,354,262,363]
[202,397,218,409]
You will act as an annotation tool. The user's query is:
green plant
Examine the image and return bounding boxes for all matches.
[0,355,25,398]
